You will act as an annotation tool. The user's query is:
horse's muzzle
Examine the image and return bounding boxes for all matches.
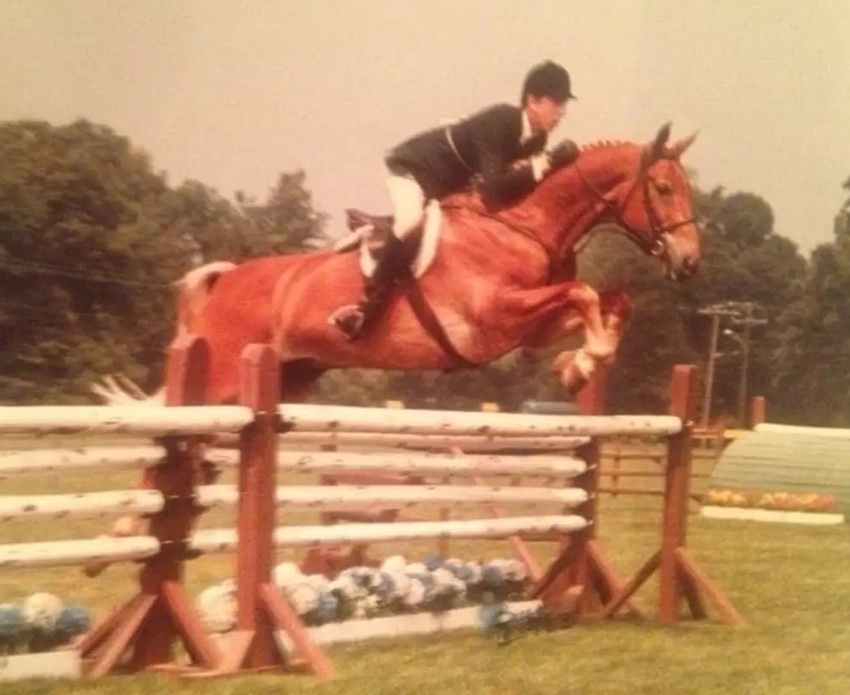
[673,256,699,281]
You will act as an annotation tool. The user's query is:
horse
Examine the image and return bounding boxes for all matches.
[83,123,700,575]
[94,121,700,410]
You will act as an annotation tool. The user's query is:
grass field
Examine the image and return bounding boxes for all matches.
[1,437,849,694]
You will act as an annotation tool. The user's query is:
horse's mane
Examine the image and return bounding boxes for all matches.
[579,139,640,153]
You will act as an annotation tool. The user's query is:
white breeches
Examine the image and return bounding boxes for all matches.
[386,173,426,240]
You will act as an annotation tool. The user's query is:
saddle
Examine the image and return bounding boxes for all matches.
[345,208,394,233]
[332,200,443,280]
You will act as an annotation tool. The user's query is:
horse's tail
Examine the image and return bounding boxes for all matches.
[174,261,237,337]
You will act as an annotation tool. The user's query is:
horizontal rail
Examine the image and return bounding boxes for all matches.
[0,536,160,569]
[191,515,589,554]
[213,432,591,451]
[209,449,588,477]
[0,490,164,521]
[0,405,253,436]
[0,447,166,476]
[278,403,683,437]
[195,484,588,510]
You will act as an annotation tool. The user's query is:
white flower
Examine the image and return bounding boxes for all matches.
[380,555,407,573]
[340,566,377,588]
[353,594,382,619]
[284,582,320,616]
[504,559,528,582]
[402,578,427,608]
[387,571,411,599]
[432,568,457,587]
[273,561,303,589]
[22,593,63,632]
[464,561,483,585]
[403,562,428,576]
[327,574,365,601]
[304,573,331,594]
[195,584,236,634]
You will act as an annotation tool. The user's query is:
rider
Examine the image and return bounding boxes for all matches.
[329,60,581,340]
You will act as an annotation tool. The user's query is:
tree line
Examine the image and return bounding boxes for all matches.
[1,118,848,426]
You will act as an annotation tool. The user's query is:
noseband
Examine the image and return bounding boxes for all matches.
[574,157,696,258]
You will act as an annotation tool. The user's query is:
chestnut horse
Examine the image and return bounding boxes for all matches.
[84,122,700,575]
[94,122,700,409]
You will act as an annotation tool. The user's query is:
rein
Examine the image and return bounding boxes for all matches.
[574,159,696,258]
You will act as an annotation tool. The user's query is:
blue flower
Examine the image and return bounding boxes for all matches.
[54,605,91,642]
[313,592,339,624]
[422,553,445,571]
[0,604,24,642]
[482,564,507,588]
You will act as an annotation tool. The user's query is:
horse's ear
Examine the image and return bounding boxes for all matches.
[667,131,699,159]
[642,121,672,167]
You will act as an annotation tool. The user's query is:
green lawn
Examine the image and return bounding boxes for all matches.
[1,439,849,694]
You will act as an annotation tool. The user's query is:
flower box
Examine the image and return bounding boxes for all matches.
[701,489,845,525]
[210,599,542,652]
[0,649,81,681]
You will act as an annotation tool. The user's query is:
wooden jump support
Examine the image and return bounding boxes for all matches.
[12,337,741,683]
[531,364,744,625]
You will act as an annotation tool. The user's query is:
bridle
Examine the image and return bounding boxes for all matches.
[573,154,697,258]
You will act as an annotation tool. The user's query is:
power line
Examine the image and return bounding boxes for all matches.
[0,259,174,288]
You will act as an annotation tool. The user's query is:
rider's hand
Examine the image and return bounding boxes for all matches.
[547,139,580,170]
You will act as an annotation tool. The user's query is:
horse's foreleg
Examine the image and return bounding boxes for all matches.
[508,284,632,394]
[553,289,633,393]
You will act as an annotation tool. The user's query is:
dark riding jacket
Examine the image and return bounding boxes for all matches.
[384,103,548,207]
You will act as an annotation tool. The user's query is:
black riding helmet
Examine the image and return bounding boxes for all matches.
[521,61,577,104]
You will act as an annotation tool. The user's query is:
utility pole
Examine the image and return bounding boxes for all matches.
[697,303,742,429]
[729,303,768,427]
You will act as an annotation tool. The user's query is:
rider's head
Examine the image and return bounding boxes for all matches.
[521,61,576,134]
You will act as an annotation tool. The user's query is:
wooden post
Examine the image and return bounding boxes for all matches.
[79,335,222,677]
[530,362,642,619]
[595,364,743,626]
[749,396,766,428]
[657,365,744,625]
[658,365,696,622]
[216,344,334,679]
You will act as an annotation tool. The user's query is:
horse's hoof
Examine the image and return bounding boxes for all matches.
[560,363,589,396]
[555,349,593,396]
[553,350,576,375]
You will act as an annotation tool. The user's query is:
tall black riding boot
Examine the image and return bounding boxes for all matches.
[329,233,411,340]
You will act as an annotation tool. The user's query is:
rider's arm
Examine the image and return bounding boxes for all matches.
[473,111,547,207]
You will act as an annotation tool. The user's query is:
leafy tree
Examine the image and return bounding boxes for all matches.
[235,170,330,255]
[771,177,850,424]
[0,119,329,403]
[574,186,807,420]
[0,119,191,402]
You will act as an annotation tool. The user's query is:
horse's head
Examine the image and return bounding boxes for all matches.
[601,123,701,281]
[558,123,700,282]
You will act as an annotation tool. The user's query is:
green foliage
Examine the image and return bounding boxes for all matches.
[0,119,326,403]
[574,186,808,422]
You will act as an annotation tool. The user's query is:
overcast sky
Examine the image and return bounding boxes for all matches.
[2,0,848,256]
